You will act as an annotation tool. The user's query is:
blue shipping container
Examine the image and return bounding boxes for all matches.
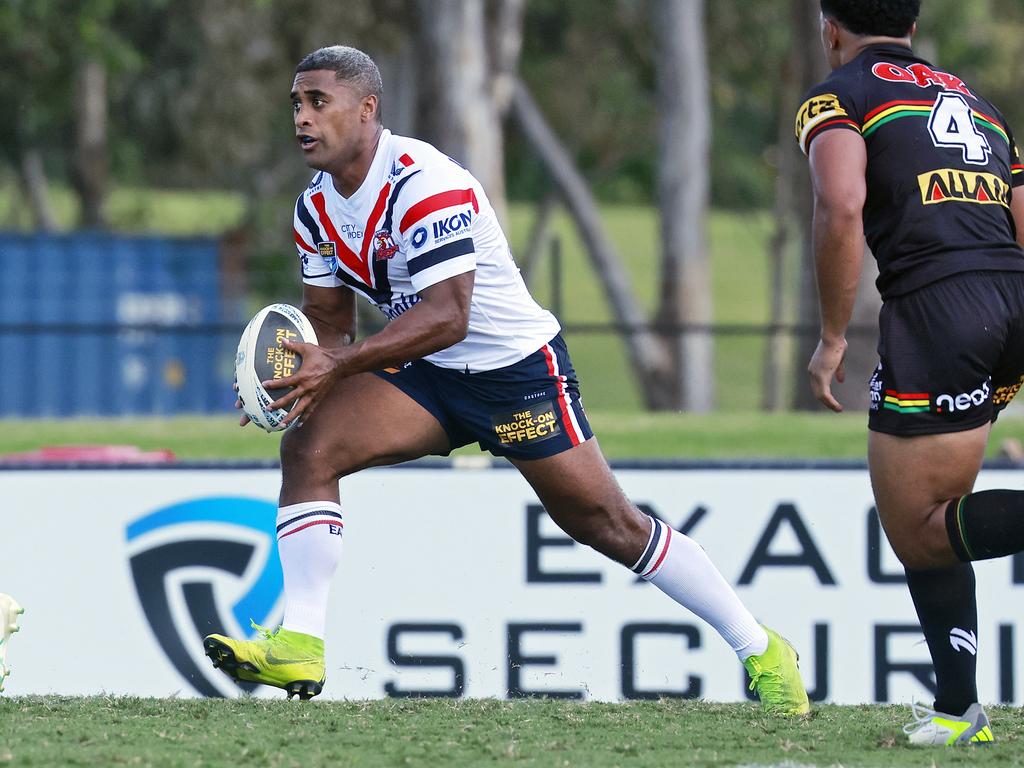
[0,232,238,416]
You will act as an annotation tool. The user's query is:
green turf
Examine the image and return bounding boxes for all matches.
[1,697,1020,767]
[3,412,1024,461]
[507,206,780,411]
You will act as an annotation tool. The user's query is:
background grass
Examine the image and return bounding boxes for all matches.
[4,412,1024,461]
[2,697,1022,767]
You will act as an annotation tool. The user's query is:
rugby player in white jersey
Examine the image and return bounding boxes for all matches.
[203,45,808,713]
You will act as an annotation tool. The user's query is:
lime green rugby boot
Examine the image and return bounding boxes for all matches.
[204,621,325,700]
[903,702,994,745]
[743,626,811,716]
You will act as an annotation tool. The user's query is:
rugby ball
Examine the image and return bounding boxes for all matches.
[235,303,318,432]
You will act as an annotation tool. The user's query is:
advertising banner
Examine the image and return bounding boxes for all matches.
[2,464,1023,704]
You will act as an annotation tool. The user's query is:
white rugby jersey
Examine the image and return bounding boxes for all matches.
[293,129,559,371]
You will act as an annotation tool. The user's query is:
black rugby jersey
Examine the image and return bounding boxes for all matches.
[796,43,1024,299]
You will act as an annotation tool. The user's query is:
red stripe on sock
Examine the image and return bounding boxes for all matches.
[277,519,344,540]
[646,525,673,577]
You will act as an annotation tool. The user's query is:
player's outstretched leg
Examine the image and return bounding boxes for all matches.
[903,702,994,746]
[512,440,810,716]
[0,593,24,693]
[633,517,809,716]
[204,620,326,701]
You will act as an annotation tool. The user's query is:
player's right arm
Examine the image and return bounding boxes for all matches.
[807,128,867,413]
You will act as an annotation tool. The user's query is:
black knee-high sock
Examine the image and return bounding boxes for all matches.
[904,564,978,716]
[945,490,1024,561]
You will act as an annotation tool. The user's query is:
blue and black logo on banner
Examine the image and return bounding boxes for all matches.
[125,497,282,697]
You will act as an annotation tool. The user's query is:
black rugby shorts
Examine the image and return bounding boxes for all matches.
[372,333,593,459]
[869,270,1024,436]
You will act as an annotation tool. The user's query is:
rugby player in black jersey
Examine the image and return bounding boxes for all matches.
[799,0,1024,746]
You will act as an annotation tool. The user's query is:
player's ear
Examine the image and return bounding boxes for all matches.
[820,15,837,50]
[361,94,378,123]
[908,20,918,39]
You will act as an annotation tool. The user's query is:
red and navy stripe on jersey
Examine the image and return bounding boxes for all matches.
[292,129,560,373]
[294,158,420,305]
[796,43,1024,299]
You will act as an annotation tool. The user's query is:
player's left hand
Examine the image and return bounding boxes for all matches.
[808,337,847,413]
[263,338,345,425]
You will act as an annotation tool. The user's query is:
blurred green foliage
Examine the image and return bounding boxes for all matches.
[1,1,1023,258]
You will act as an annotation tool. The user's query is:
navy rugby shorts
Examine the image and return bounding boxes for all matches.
[869,270,1024,436]
[372,333,594,460]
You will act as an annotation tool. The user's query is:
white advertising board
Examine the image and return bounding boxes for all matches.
[2,464,1023,705]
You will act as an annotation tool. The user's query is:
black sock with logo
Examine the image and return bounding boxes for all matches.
[905,564,978,716]
[945,490,1024,561]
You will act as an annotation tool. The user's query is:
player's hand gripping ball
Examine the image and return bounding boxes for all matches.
[234,303,318,432]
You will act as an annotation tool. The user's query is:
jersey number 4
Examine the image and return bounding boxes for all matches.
[928,92,991,165]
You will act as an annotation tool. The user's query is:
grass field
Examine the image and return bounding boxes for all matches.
[4,411,1024,462]
[2,697,1022,767]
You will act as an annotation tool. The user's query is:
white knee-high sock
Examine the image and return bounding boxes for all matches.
[276,501,344,638]
[632,516,768,660]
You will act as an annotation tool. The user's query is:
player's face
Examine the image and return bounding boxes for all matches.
[291,69,369,171]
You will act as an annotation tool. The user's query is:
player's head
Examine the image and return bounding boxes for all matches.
[291,45,384,172]
[820,0,919,69]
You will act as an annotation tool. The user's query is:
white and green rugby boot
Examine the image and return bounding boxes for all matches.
[0,594,24,693]
[904,702,994,746]
[743,626,811,716]
[204,621,325,700]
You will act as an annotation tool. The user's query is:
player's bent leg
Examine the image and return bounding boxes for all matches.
[206,372,451,698]
[868,426,989,571]
[870,426,991,733]
[279,371,451,505]
[511,439,808,716]
[509,438,648,564]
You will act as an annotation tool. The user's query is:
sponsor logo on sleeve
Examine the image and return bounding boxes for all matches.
[432,209,474,245]
[318,242,339,272]
[411,226,429,249]
[795,93,848,141]
[491,401,562,446]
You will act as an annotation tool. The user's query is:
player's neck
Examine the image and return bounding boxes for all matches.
[330,125,385,198]
[840,35,912,66]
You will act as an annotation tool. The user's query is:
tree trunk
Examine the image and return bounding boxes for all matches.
[762,16,801,412]
[792,0,832,410]
[511,79,671,405]
[415,0,509,224]
[19,150,57,232]
[652,0,713,412]
[72,57,108,229]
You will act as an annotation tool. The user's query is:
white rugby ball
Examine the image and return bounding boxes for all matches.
[235,303,318,432]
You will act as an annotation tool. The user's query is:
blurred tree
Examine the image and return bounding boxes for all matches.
[0,0,141,229]
[652,0,713,412]
[413,0,524,224]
